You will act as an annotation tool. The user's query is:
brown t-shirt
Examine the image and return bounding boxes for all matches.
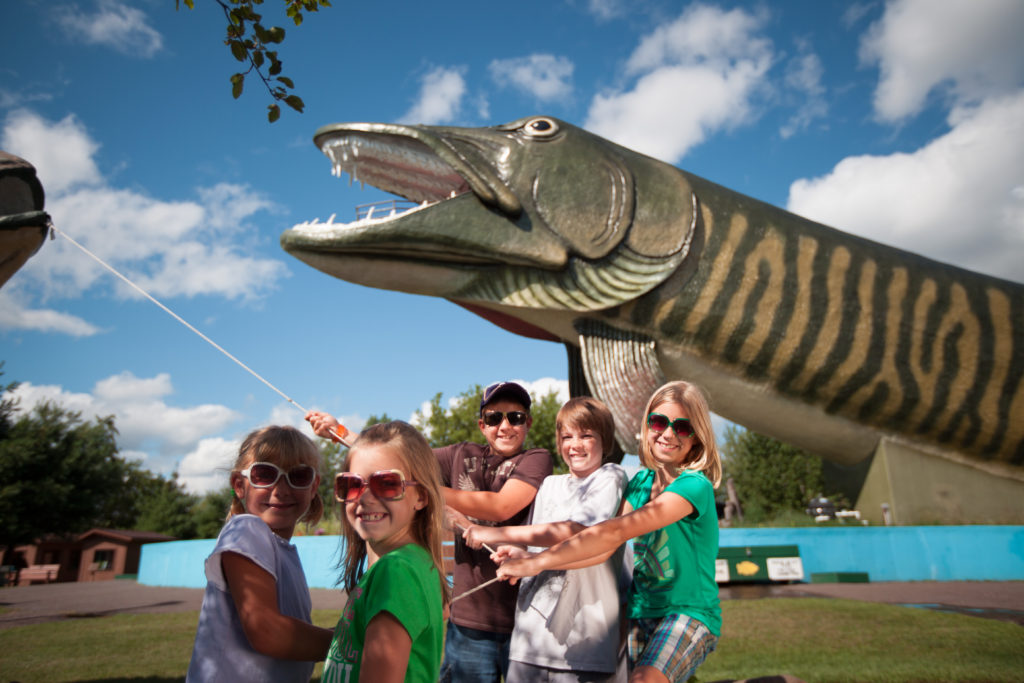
[435,442,553,633]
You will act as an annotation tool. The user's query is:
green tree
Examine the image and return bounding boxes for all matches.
[193,486,237,539]
[524,390,564,473]
[176,0,332,122]
[0,401,126,549]
[721,425,825,521]
[0,365,15,441]
[414,385,487,449]
[134,472,200,539]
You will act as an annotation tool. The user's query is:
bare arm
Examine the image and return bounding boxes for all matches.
[443,478,539,522]
[359,611,413,683]
[464,519,586,550]
[498,493,693,580]
[222,552,333,661]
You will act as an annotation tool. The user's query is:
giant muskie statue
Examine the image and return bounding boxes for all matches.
[282,116,1024,523]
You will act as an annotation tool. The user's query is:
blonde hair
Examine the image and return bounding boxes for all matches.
[337,421,450,605]
[228,425,324,525]
[556,396,616,461]
[638,381,722,488]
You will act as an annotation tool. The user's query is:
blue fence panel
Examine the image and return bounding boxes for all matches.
[138,538,215,588]
[718,526,1024,581]
[293,535,344,588]
[140,526,1024,588]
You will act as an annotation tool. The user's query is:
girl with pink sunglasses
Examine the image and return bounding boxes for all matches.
[322,421,450,682]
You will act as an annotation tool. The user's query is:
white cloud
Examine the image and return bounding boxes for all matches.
[1,110,100,195]
[517,377,570,404]
[267,402,308,430]
[489,55,574,102]
[54,0,164,58]
[586,0,626,21]
[623,4,770,76]
[399,66,467,125]
[0,110,289,332]
[0,88,54,112]
[841,2,875,28]
[177,437,238,494]
[584,4,773,163]
[787,91,1024,283]
[779,44,828,139]
[860,0,1024,122]
[0,290,101,336]
[92,369,173,402]
[8,372,242,491]
[18,183,286,303]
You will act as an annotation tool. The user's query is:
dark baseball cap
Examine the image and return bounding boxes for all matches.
[480,381,531,412]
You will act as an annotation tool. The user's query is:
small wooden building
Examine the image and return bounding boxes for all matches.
[8,528,175,585]
[75,529,176,582]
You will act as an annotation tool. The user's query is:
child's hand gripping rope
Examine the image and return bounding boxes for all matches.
[447,523,509,603]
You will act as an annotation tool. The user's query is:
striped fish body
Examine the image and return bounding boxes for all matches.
[614,171,1024,467]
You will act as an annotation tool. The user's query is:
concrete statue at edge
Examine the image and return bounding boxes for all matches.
[281,116,1024,524]
[0,151,49,288]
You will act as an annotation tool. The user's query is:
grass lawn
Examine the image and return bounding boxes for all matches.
[0,598,1021,682]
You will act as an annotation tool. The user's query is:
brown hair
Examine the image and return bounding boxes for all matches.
[638,381,722,487]
[227,425,324,525]
[556,396,616,461]
[337,421,451,605]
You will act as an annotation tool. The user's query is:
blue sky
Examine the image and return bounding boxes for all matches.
[2,0,1022,493]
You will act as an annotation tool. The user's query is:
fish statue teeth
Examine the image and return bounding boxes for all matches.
[281,115,1024,524]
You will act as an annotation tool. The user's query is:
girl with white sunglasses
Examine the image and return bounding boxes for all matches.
[187,426,333,682]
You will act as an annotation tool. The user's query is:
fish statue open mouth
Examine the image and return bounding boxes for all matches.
[283,116,696,316]
[282,115,1024,523]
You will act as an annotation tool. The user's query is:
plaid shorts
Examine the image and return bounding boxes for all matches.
[629,614,717,683]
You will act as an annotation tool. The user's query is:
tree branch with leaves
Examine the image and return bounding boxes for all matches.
[176,0,332,122]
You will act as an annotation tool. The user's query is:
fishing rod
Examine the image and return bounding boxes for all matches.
[49,223,354,447]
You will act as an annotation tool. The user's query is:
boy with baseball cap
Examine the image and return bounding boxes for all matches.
[436,381,552,682]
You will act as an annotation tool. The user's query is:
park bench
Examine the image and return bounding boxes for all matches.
[18,563,60,585]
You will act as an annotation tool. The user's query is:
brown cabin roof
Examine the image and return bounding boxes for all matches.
[76,528,176,544]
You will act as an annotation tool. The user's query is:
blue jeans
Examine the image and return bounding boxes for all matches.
[440,621,510,683]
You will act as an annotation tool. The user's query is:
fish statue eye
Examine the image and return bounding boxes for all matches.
[521,117,559,138]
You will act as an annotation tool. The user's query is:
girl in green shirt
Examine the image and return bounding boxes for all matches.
[322,421,450,683]
[498,381,723,683]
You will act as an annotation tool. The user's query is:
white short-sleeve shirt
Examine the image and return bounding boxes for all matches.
[186,514,315,683]
[509,463,631,675]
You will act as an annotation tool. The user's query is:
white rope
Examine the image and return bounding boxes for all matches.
[451,576,503,603]
[448,524,507,602]
[49,224,309,413]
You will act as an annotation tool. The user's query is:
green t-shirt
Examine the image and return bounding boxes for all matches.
[322,543,443,683]
[624,468,721,635]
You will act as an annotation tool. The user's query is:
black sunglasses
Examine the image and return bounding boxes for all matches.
[334,470,419,503]
[647,412,695,438]
[481,410,529,427]
[240,462,317,489]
